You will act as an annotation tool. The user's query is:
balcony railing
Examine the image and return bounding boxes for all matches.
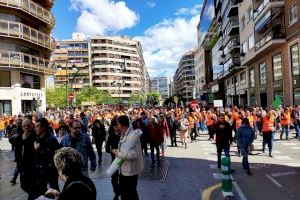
[255,26,286,51]
[225,17,239,34]
[253,0,284,20]
[0,50,55,74]
[0,0,55,26]
[0,20,55,50]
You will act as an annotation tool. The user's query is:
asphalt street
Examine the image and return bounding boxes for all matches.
[0,130,299,200]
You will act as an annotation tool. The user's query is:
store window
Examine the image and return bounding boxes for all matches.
[291,44,299,76]
[240,72,246,84]
[0,71,11,87]
[294,89,300,105]
[259,62,266,85]
[249,68,255,87]
[273,54,282,81]
[289,4,298,25]
[0,100,12,116]
[20,73,40,89]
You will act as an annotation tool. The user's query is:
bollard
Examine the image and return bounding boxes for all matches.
[221,156,233,198]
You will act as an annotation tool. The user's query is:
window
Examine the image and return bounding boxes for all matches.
[259,62,266,85]
[249,68,255,87]
[273,54,282,81]
[291,44,299,76]
[0,71,11,87]
[241,17,245,30]
[0,100,12,116]
[294,89,300,105]
[249,7,253,20]
[20,73,40,89]
[240,72,246,84]
[289,4,298,25]
[248,34,254,49]
[243,41,248,53]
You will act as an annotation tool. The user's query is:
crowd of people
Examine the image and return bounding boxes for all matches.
[0,104,299,199]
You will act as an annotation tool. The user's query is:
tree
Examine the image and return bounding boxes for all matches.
[172,95,179,108]
[147,92,160,106]
[128,94,146,105]
[75,86,113,106]
[46,86,67,108]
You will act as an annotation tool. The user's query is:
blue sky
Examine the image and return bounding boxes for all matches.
[52,0,203,78]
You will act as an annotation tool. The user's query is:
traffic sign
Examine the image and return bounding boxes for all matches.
[68,93,75,101]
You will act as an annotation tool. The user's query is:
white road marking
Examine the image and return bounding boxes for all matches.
[213,173,222,179]
[281,143,297,146]
[291,147,300,150]
[285,163,300,167]
[271,171,298,177]
[233,181,247,200]
[272,150,282,154]
[266,174,282,187]
[209,164,218,169]
[203,148,215,151]
[274,156,293,160]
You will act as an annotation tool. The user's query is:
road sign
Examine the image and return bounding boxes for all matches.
[68,93,75,101]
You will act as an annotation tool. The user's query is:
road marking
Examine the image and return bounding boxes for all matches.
[266,174,282,187]
[209,164,218,169]
[233,181,247,200]
[274,156,293,160]
[271,171,298,177]
[203,148,215,151]
[201,183,222,200]
[291,147,300,149]
[272,150,281,154]
[285,163,300,167]
[281,143,297,146]
[212,173,222,179]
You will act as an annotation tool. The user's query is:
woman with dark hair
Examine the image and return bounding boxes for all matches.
[57,124,70,144]
[236,118,255,175]
[92,119,106,165]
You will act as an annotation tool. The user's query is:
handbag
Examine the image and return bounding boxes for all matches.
[180,121,188,131]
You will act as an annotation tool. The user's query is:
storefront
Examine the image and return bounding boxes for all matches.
[0,87,46,116]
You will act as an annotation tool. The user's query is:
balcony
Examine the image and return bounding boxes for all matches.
[225,17,239,35]
[253,0,284,23]
[0,20,55,50]
[0,0,55,27]
[0,50,55,74]
[255,26,286,53]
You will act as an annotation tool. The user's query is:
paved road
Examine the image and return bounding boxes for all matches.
[0,130,299,200]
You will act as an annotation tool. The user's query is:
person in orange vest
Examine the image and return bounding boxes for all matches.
[232,111,244,156]
[261,111,275,157]
[206,111,216,140]
[280,108,290,140]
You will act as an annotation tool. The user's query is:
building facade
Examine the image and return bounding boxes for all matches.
[239,0,300,107]
[150,77,170,100]
[174,51,196,102]
[90,36,149,100]
[0,0,56,115]
[52,37,91,92]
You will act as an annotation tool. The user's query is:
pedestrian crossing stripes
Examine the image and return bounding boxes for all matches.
[274,156,293,161]
[291,147,300,149]
[281,143,297,146]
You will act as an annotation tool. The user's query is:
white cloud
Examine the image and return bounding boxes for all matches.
[69,0,139,36]
[146,2,156,8]
[135,15,199,78]
[175,4,202,16]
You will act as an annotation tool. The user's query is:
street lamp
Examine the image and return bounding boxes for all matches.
[112,78,125,105]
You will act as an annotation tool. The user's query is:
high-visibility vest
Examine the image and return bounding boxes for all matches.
[206,114,214,126]
[262,116,275,132]
[280,113,290,126]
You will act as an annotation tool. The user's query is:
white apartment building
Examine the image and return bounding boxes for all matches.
[0,0,56,115]
[90,36,149,100]
[150,77,170,100]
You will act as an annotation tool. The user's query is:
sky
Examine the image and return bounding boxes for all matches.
[52,0,203,79]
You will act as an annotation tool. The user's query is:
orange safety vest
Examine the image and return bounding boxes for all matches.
[52,120,59,130]
[206,114,214,126]
[262,116,275,132]
[280,113,290,126]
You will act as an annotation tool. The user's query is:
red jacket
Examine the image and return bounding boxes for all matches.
[148,123,164,145]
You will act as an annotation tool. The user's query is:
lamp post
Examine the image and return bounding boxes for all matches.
[112,78,125,105]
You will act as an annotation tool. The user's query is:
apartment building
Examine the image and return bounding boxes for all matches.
[0,0,56,115]
[239,0,300,107]
[52,36,91,92]
[90,36,149,100]
[174,51,195,102]
[150,77,170,100]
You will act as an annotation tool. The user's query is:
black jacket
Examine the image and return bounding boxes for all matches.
[105,131,120,161]
[15,131,37,173]
[92,123,106,142]
[59,175,96,200]
[213,121,233,147]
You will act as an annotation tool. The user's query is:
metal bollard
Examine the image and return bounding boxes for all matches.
[221,156,233,198]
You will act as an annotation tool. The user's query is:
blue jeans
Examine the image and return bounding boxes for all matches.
[200,122,207,131]
[281,125,289,139]
[217,145,230,167]
[0,131,3,139]
[294,123,300,138]
[262,131,273,155]
[240,146,249,170]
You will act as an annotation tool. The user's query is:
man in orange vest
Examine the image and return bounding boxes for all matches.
[280,108,290,140]
[262,111,275,157]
